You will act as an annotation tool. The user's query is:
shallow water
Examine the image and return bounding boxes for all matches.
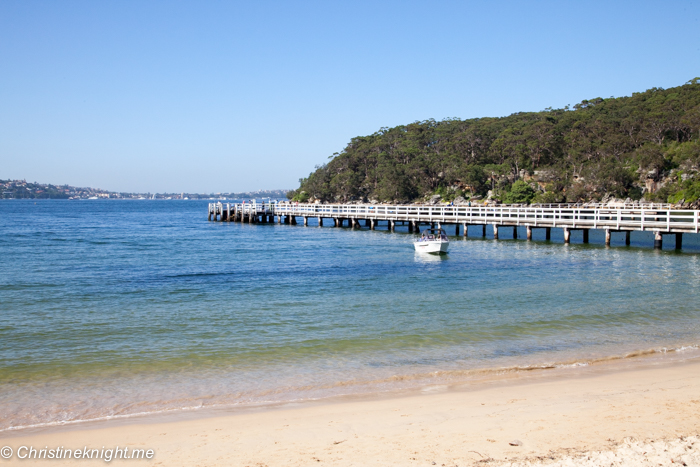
[1,200,700,431]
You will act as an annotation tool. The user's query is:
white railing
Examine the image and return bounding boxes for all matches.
[209,202,700,232]
[531,202,677,209]
[209,202,273,215]
[268,203,700,233]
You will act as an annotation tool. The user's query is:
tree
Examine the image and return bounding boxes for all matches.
[292,80,700,205]
[503,180,536,204]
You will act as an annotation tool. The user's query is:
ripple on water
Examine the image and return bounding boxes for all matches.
[1,200,700,430]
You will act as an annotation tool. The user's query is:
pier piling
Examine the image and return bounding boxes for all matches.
[209,202,700,251]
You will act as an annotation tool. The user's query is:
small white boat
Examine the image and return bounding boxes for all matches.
[414,228,449,254]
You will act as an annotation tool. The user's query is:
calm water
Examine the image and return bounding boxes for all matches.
[1,200,700,431]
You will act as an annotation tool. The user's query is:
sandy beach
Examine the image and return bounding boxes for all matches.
[1,356,699,466]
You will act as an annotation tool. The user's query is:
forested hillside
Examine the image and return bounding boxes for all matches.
[289,79,700,206]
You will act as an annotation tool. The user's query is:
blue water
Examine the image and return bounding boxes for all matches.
[1,200,700,431]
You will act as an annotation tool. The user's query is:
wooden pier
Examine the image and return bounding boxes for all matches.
[208,202,700,249]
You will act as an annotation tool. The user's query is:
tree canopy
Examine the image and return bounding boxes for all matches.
[289,79,700,205]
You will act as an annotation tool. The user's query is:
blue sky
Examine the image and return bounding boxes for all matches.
[1,1,699,193]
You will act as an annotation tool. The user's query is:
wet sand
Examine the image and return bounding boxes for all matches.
[2,357,699,466]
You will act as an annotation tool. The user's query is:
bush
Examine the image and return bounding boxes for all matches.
[291,191,310,202]
[668,180,700,204]
[502,180,536,204]
[533,191,566,203]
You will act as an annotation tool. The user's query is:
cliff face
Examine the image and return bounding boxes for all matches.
[289,80,700,205]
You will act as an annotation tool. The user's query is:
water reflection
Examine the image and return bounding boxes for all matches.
[413,252,449,263]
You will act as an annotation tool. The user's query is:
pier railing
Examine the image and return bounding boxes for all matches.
[271,203,700,233]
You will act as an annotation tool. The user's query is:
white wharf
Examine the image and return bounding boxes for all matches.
[208,202,700,249]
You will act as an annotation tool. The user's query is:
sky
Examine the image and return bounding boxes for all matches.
[1,1,699,193]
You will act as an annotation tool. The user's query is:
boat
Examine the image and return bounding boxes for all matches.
[414,228,449,254]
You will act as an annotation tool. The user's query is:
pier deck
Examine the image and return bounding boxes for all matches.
[209,202,700,249]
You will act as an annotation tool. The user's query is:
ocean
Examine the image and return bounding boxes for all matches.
[1,200,699,432]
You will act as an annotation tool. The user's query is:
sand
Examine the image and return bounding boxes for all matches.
[1,357,699,466]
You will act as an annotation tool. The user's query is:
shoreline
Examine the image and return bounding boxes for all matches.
[2,352,700,466]
[2,342,698,435]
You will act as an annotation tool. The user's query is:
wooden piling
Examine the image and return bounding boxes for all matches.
[482,225,486,237]
[212,203,700,253]
[545,227,551,240]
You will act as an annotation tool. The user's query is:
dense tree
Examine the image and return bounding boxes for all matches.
[290,80,700,205]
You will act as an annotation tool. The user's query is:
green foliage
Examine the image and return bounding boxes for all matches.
[291,190,310,202]
[502,180,536,204]
[293,80,700,203]
[433,185,464,202]
[666,140,700,168]
[668,179,700,204]
[533,190,565,204]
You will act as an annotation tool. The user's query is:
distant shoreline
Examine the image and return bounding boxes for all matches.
[1,178,290,200]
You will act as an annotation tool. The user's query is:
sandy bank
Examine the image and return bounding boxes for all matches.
[2,358,699,466]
